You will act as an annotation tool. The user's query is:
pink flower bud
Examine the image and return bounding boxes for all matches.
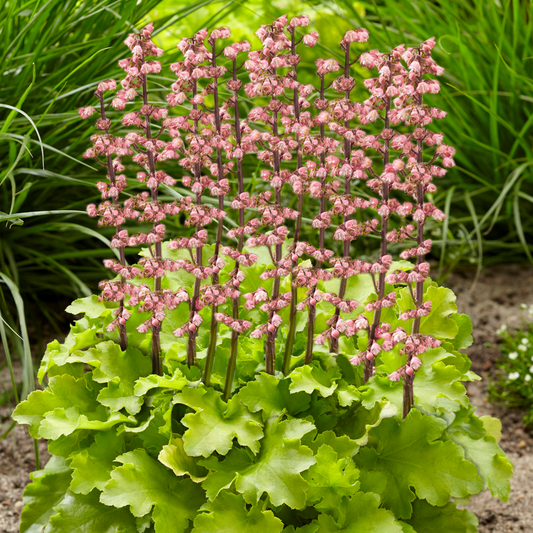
[78,107,95,119]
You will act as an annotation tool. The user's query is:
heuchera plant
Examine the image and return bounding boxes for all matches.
[14,18,513,533]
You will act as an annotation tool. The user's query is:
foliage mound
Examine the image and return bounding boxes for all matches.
[14,280,512,532]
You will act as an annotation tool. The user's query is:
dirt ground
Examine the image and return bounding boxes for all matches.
[1,264,533,532]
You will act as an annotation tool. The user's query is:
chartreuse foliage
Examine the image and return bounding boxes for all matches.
[13,270,512,532]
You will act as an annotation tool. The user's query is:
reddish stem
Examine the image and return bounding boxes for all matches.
[283,27,303,375]
[187,79,203,368]
[404,51,424,418]
[204,39,226,385]
[141,54,163,376]
[305,73,327,364]
[365,57,392,383]
[98,95,128,351]
[224,57,246,400]
[330,42,352,354]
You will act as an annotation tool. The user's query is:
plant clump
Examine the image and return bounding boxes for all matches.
[14,17,513,533]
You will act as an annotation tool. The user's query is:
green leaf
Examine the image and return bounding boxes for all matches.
[336,381,361,407]
[68,341,152,415]
[338,401,398,446]
[289,364,341,398]
[398,523,417,533]
[159,302,195,353]
[336,353,363,387]
[47,490,138,532]
[283,525,320,533]
[235,417,316,508]
[238,373,310,419]
[101,449,205,533]
[47,431,92,459]
[38,322,99,382]
[158,438,208,482]
[39,407,131,441]
[419,286,460,339]
[201,418,316,509]
[306,430,359,459]
[362,348,468,415]
[20,456,70,533]
[449,431,513,501]
[207,336,265,390]
[13,374,100,438]
[355,410,482,519]
[305,445,360,511]
[480,415,503,443]
[323,274,376,313]
[134,369,188,396]
[69,432,125,495]
[316,492,403,532]
[200,448,253,501]
[65,295,114,319]
[174,386,264,457]
[126,402,173,457]
[445,406,486,440]
[405,500,478,533]
[450,314,473,350]
[192,491,284,533]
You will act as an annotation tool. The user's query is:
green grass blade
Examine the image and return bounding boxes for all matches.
[0,273,33,401]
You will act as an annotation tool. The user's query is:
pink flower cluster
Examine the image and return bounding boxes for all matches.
[79,18,454,412]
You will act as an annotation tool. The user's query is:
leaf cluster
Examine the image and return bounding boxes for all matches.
[13,271,513,532]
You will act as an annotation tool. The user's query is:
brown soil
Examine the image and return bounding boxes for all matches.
[0,264,532,532]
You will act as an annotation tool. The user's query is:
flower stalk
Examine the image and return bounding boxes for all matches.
[79,23,454,415]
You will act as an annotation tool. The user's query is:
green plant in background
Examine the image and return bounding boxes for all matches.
[490,306,533,427]
[12,16,513,533]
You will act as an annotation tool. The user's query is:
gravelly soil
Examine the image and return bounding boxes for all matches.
[1,264,532,532]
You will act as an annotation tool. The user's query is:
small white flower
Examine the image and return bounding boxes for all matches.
[521,338,530,345]
[526,374,532,382]
[509,352,519,360]
[529,365,533,373]
[509,372,520,380]
[518,344,527,352]
[521,303,528,309]
[496,324,508,336]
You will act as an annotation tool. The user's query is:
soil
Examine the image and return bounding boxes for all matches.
[1,264,533,532]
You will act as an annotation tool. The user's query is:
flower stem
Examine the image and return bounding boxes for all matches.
[404,53,424,417]
[305,74,327,364]
[266,104,282,375]
[365,58,392,384]
[141,56,163,375]
[330,43,352,354]
[283,28,302,376]
[204,40,225,385]
[98,94,128,351]
[224,57,245,398]
[187,79,203,368]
